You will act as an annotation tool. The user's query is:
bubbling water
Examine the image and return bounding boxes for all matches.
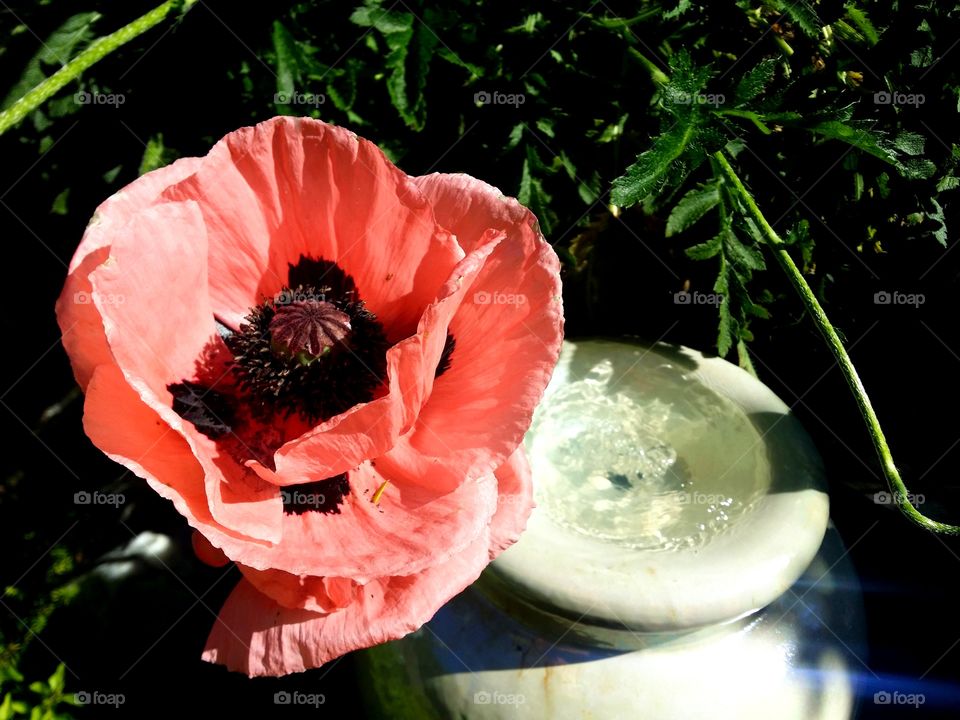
[526,351,771,552]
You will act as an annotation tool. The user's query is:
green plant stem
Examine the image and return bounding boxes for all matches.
[627,47,670,87]
[0,0,196,137]
[714,150,960,535]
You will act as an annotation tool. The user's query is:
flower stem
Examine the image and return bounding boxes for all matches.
[0,0,197,137]
[714,150,960,535]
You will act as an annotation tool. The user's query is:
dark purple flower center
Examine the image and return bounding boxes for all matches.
[221,259,389,423]
[269,299,352,362]
[166,256,458,515]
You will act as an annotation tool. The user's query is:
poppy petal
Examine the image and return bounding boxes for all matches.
[244,459,497,581]
[487,445,535,559]
[55,157,202,390]
[239,566,360,613]
[162,117,462,338]
[378,173,563,483]
[202,527,490,677]
[88,201,283,543]
[270,228,504,483]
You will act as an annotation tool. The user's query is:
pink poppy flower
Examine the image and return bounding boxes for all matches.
[56,117,563,676]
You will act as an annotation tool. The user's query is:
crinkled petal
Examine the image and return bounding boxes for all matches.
[88,201,283,543]
[156,117,464,477]
[487,445,535,560]
[378,173,563,482]
[239,566,360,613]
[271,229,504,483]
[55,158,202,390]
[161,116,463,337]
[192,531,230,568]
[202,528,491,677]
[83,364,256,552]
[234,459,497,582]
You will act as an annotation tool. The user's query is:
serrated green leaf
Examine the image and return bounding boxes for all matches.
[897,157,936,179]
[661,50,712,113]
[518,156,554,235]
[685,233,723,259]
[436,47,483,77]
[737,338,758,376]
[769,0,822,37]
[734,59,777,104]
[930,197,948,247]
[808,120,890,160]
[844,4,880,45]
[911,46,933,68]
[351,4,435,130]
[272,21,312,101]
[937,176,960,192]
[664,0,693,20]
[666,183,720,235]
[715,266,735,356]
[507,12,544,34]
[805,120,935,179]
[536,117,555,138]
[723,229,766,272]
[610,114,698,206]
[892,131,926,156]
[507,123,524,149]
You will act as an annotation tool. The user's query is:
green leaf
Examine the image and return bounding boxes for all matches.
[51,189,70,216]
[597,114,628,143]
[610,114,698,206]
[685,233,723,259]
[737,338,758,375]
[734,59,777,105]
[660,50,712,113]
[102,164,122,184]
[436,47,483,78]
[805,120,935,179]
[844,4,880,45]
[664,0,693,20]
[666,183,720,235]
[723,228,766,272]
[930,197,948,247]
[769,0,822,38]
[351,4,436,130]
[518,155,554,236]
[0,692,27,720]
[897,157,936,179]
[892,131,925,156]
[46,666,64,696]
[876,172,891,199]
[937,176,960,192]
[507,123,524,150]
[536,118,555,139]
[785,218,814,268]
[272,21,319,106]
[508,13,544,34]
[714,263,735,356]
[138,133,175,175]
